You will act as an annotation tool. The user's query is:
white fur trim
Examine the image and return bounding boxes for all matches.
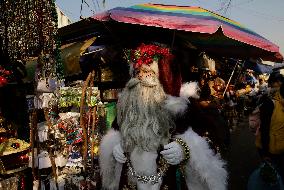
[164,95,189,116]
[180,82,200,99]
[176,128,228,190]
[99,129,123,190]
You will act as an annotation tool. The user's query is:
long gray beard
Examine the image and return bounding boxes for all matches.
[117,77,174,153]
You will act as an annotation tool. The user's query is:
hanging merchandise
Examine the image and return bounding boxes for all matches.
[100,66,114,82]
[0,0,65,90]
[200,53,216,73]
[58,87,100,108]
[102,89,120,101]
[28,71,104,189]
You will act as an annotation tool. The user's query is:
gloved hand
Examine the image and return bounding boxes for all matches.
[160,142,184,165]
[113,143,127,163]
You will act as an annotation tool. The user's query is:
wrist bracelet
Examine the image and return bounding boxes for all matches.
[175,138,190,163]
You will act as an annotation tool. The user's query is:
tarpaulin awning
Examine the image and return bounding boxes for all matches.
[244,61,273,74]
[92,3,283,62]
[60,36,96,76]
[24,37,97,82]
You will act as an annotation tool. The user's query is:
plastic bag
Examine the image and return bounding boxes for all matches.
[248,162,284,190]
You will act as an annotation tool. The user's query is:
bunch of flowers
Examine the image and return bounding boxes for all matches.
[126,43,171,69]
[0,66,12,87]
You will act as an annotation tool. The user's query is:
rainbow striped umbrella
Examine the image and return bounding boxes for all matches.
[93,3,283,62]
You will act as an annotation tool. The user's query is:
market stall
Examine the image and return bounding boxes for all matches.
[0,2,283,190]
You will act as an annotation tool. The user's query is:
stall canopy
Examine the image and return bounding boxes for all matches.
[61,36,97,76]
[244,61,273,74]
[92,3,283,62]
[24,37,97,82]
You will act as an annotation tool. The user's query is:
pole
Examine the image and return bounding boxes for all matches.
[234,61,245,86]
[222,60,239,97]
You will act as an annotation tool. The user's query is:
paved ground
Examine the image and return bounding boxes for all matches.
[228,117,261,190]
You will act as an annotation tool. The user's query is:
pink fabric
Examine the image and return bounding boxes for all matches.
[91,7,283,61]
[110,9,219,34]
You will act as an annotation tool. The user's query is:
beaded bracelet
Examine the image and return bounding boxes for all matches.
[175,138,190,163]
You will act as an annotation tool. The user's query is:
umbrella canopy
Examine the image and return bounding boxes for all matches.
[92,3,283,62]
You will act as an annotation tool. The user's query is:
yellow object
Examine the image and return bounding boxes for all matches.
[93,146,99,156]
[61,37,97,76]
[269,91,284,154]
[255,91,284,154]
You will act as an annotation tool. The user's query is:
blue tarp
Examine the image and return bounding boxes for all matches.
[244,61,273,74]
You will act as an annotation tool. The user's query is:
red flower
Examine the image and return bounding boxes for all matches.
[127,44,172,69]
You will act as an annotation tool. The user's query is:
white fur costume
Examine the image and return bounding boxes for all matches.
[100,127,227,190]
[99,85,228,190]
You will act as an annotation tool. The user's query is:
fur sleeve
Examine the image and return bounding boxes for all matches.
[176,128,228,190]
[164,95,189,116]
[99,129,123,190]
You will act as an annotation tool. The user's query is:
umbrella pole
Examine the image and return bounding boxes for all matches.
[171,30,176,49]
[222,60,239,97]
[234,61,245,86]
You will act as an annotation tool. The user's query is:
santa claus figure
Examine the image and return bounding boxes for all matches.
[99,44,228,190]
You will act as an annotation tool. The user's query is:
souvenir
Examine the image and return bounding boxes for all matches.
[38,151,52,169]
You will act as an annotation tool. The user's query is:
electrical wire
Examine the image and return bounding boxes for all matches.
[55,2,78,21]
[80,0,84,19]
[91,0,100,12]
[216,0,254,11]
[215,0,284,22]
[80,0,98,19]
[223,0,232,15]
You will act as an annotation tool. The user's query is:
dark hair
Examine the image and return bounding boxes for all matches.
[268,73,284,85]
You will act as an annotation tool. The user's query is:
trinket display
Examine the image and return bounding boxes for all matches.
[30,72,106,189]
[100,67,114,82]
[59,87,100,108]
[0,177,18,190]
[0,138,30,174]
[102,89,120,101]
[0,138,30,156]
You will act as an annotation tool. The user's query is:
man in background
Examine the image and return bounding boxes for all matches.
[257,73,284,181]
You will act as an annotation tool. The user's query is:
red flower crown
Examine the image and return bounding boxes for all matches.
[126,43,171,69]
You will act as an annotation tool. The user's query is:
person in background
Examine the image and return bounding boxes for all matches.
[257,73,284,182]
[224,85,237,129]
[247,70,258,86]
[258,78,268,94]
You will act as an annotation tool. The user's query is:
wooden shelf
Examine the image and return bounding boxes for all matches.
[0,165,28,175]
[0,147,30,157]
